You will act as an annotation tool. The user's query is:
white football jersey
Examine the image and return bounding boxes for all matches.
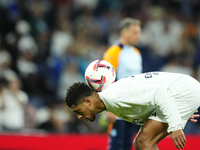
[99,72,200,133]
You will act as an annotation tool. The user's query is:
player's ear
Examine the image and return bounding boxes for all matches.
[83,97,92,107]
[83,97,91,103]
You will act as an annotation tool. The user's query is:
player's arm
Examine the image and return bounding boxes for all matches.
[153,87,186,149]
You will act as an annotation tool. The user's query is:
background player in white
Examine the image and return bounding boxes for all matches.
[65,72,200,150]
[103,18,142,150]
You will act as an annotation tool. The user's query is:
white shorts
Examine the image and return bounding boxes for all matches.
[148,75,200,129]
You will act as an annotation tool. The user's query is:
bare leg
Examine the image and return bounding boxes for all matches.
[133,119,169,150]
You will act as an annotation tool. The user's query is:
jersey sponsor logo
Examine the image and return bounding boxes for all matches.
[132,118,144,125]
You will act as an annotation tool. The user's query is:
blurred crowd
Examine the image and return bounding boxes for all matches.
[0,0,200,134]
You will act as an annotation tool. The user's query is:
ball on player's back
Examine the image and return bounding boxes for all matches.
[85,60,116,92]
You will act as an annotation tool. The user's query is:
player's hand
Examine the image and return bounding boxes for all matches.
[106,112,117,123]
[171,129,186,150]
[188,110,199,122]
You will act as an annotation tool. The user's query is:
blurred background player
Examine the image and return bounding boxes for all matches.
[103,18,142,150]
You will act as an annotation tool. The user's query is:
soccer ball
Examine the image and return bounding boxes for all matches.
[85,60,116,92]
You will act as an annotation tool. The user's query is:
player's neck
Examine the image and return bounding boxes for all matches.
[120,38,129,46]
[94,92,106,113]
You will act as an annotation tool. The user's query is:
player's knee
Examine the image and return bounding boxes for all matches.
[134,135,149,149]
[133,138,139,150]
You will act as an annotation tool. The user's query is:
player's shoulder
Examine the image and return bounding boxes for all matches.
[104,45,122,56]
[133,46,141,56]
[111,76,138,88]
[103,44,123,70]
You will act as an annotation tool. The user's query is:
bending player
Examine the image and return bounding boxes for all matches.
[65,72,200,150]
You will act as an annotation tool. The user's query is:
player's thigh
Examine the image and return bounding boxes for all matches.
[135,119,169,145]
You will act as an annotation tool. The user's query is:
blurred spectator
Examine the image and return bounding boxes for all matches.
[142,7,184,56]
[161,53,193,76]
[35,32,51,71]
[24,103,37,130]
[57,62,84,100]
[1,76,28,132]
[16,19,39,91]
[0,77,9,131]
[16,20,38,56]
[193,47,200,81]
[35,101,95,133]
[50,21,73,57]
[73,9,102,43]
[29,1,49,36]
[73,0,98,10]
[5,32,19,73]
[141,6,184,69]
[161,35,195,76]
[17,51,38,78]
[36,102,68,133]
[0,48,17,79]
[198,15,200,45]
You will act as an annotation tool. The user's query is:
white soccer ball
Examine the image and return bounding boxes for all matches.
[85,60,116,91]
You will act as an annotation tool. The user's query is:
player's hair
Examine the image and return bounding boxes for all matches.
[65,82,93,107]
[119,18,141,31]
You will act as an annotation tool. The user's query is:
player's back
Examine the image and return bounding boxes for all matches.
[106,72,186,91]
[131,72,200,94]
[131,72,186,88]
[99,71,200,125]
[100,71,196,105]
